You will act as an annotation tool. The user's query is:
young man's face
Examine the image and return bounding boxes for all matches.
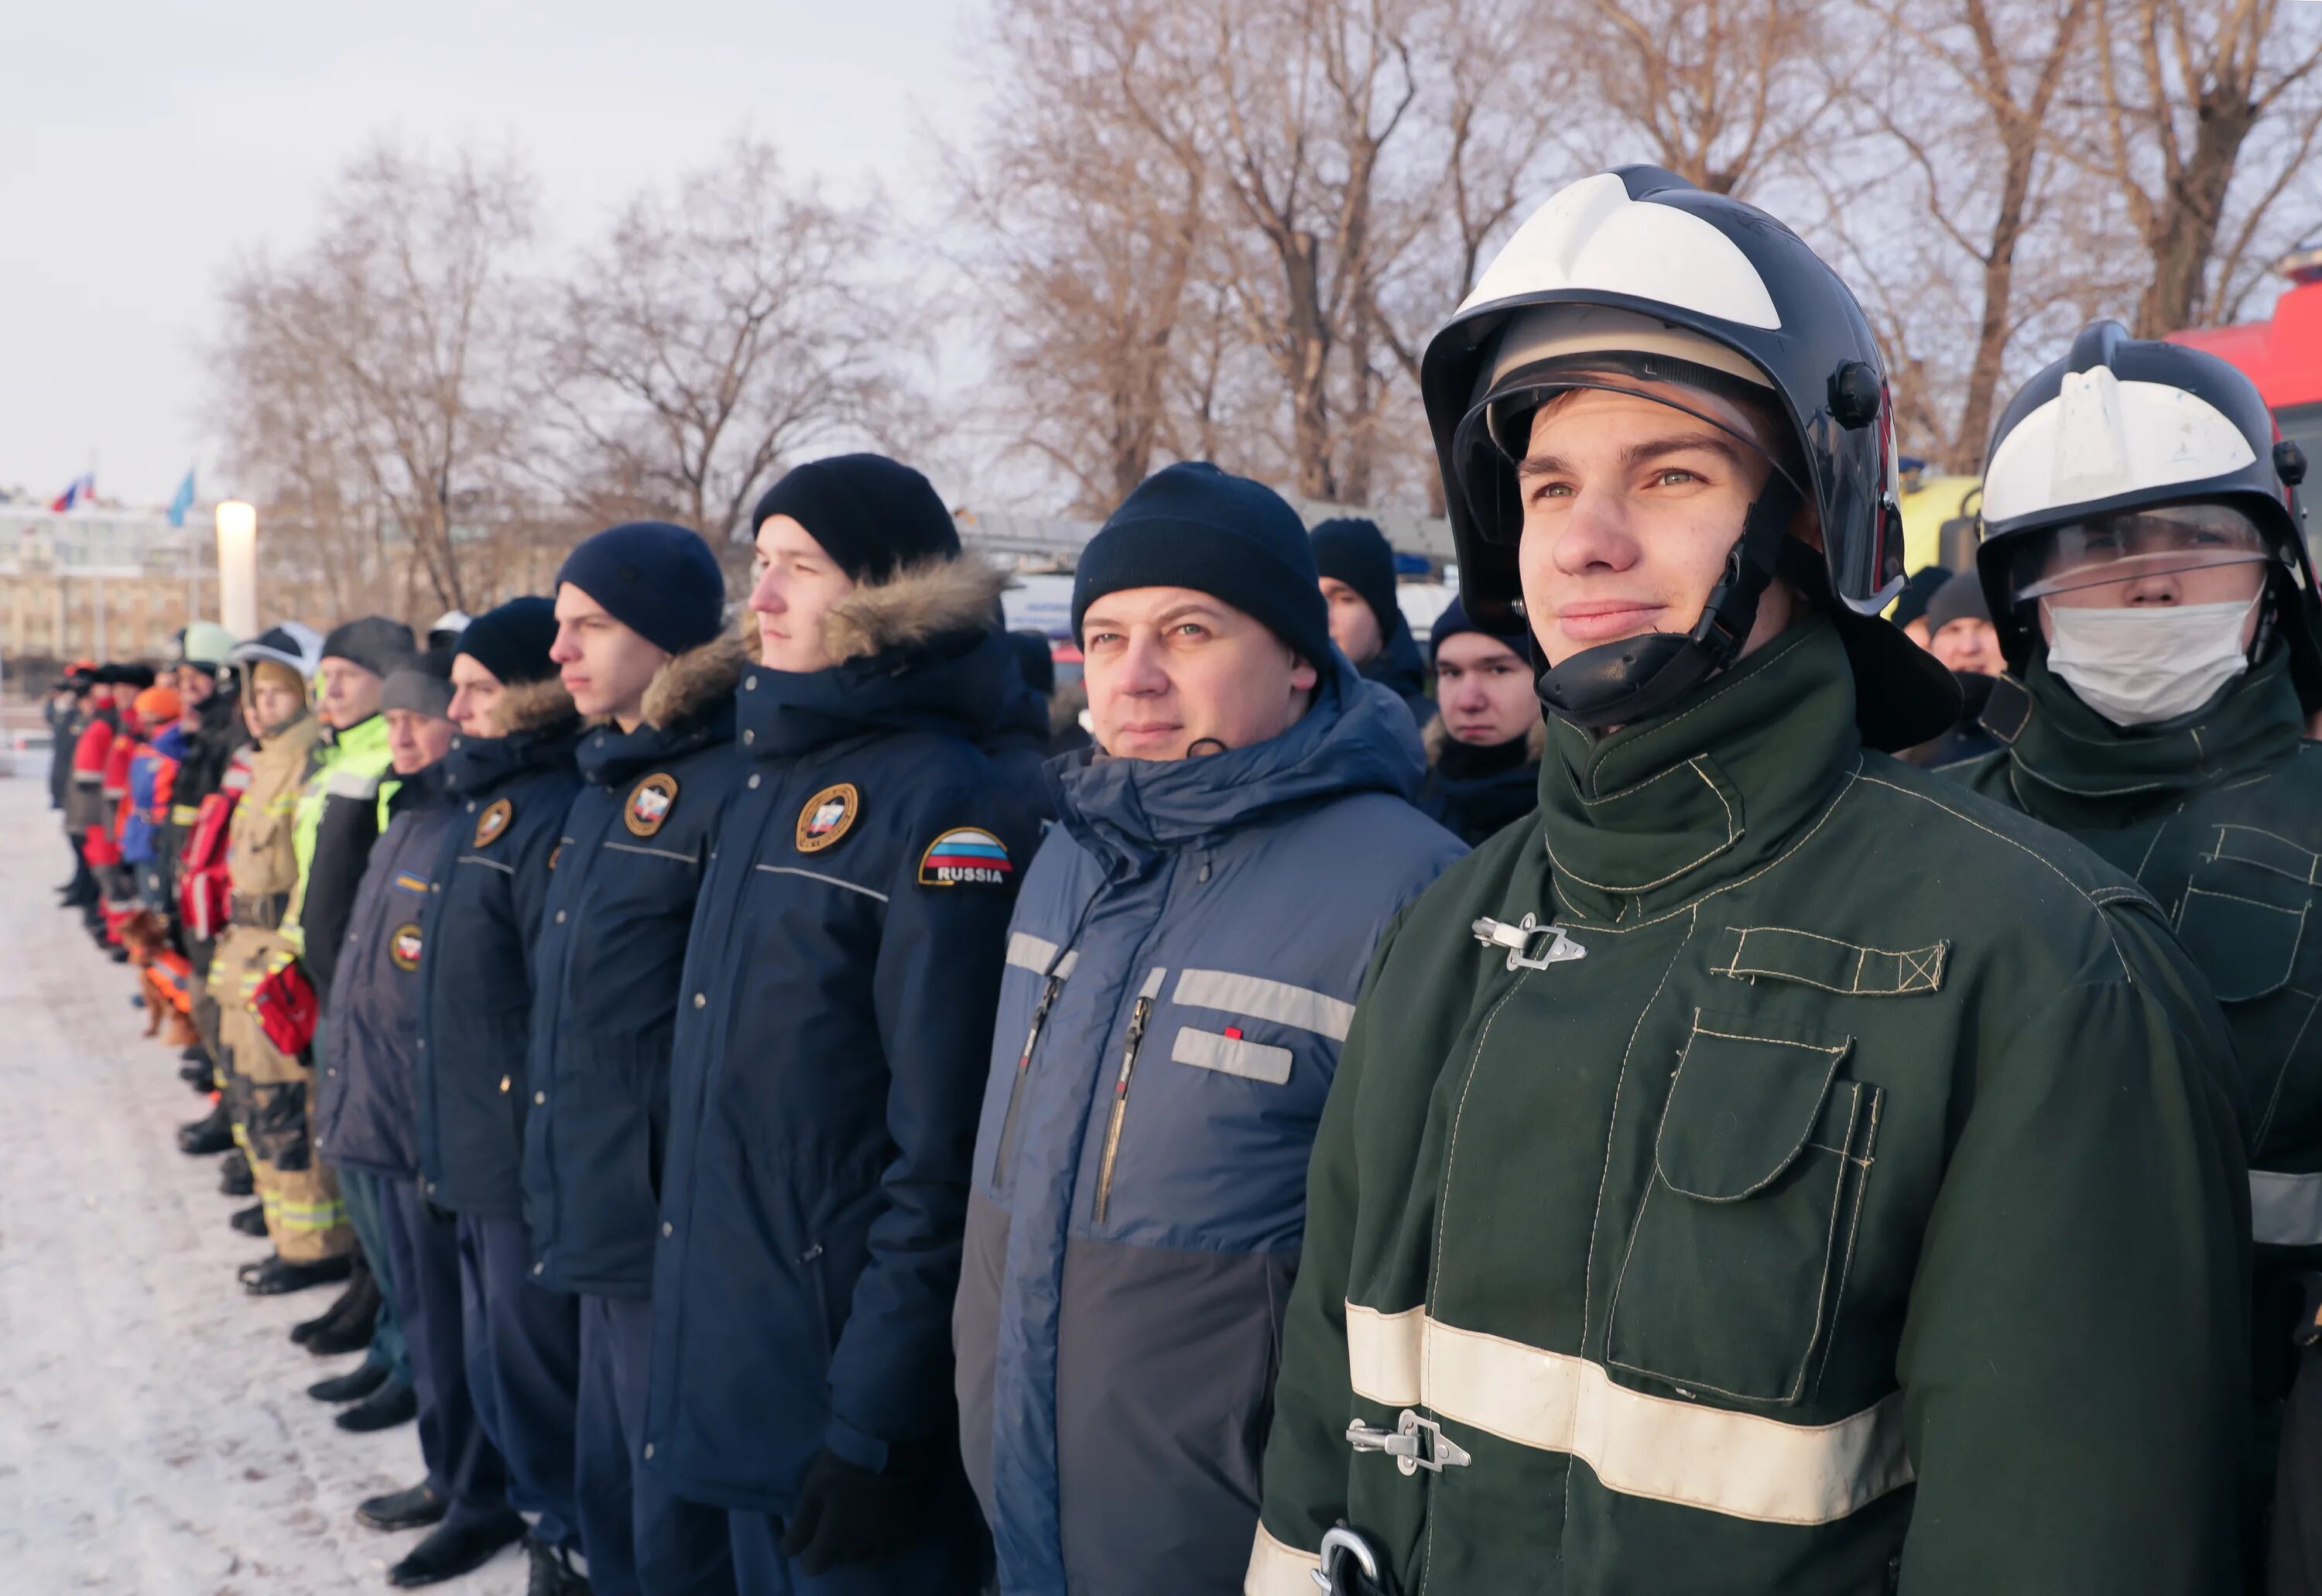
[1320,577,1383,665]
[1434,632,1537,748]
[1081,585,1319,760]
[447,655,507,739]
[248,677,304,733]
[385,708,457,774]
[178,668,215,708]
[316,657,384,730]
[749,514,858,674]
[2031,505,2269,651]
[551,584,671,730]
[1514,384,1797,670]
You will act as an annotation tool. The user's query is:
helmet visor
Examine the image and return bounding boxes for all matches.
[2014,502,2274,605]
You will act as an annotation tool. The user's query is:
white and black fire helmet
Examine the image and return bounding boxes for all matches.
[1421,165,1958,749]
[1975,319,2321,709]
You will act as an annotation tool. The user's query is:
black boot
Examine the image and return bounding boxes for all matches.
[308,1361,390,1403]
[358,1481,448,1533]
[229,1203,268,1237]
[387,1512,526,1586]
[336,1380,418,1433]
[289,1262,373,1345]
[217,1152,252,1197]
[238,1254,352,1296]
[526,1536,595,1596]
[176,1102,231,1156]
[304,1275,381,1356]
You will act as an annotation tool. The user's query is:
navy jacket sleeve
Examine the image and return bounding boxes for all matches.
[824,776,1038,1469]
[508,786,570,955]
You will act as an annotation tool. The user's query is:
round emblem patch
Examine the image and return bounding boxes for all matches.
[389,923,423,972]
[474,797,513,848]
[626,772,680,838]
[796,783,860,854]
[918,827,1014,888]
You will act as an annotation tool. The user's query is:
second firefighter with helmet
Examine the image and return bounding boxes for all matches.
[1953,320,2322,1585]
[1249,167,2252,1593]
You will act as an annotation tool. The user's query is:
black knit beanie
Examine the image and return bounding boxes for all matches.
[557,522,726,656]
[1924,570,1992,635]
[380,643,457,718]
[1071,463,1334,669]
[455,597,560,687]
[751,454,959,584]
[1892,565,1953,630]
[1310,517,1402,645]
[1427,595,1533,670]
[320,615,416,680]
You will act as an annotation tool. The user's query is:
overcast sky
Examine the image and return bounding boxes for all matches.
[4,0,988,508]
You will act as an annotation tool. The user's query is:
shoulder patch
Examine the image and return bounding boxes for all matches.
[796,783,860,854]
[626,772,680,838]
[474,797,513,848]
[389,923,423,973]
[920,826,1014,888]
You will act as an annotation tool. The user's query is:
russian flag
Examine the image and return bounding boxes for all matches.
[919,827,1013,886]
[50,472,92,512]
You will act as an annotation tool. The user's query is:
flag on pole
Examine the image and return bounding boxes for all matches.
[166,468,196,528]
[48,472,93,512]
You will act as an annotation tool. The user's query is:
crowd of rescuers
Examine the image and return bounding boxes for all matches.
[38,162,2322,1596]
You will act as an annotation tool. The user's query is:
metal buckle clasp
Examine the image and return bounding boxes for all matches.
[1344,1409,1471,1475]
[1310,1526,1383,1592]
[1471,912,1587,972]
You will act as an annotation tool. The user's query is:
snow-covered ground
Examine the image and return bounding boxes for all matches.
[0,776,517,1594]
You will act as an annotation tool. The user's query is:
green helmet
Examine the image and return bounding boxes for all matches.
[177,621,240,673]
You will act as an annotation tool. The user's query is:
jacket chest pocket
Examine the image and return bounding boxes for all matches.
[2178,844,2322,1145]
[1603,1008,1881,1407]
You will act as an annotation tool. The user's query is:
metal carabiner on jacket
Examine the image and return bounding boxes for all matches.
[1312,1523,1402,1596]
[1345,1409,1471,1476]
[1471,912,1587,972]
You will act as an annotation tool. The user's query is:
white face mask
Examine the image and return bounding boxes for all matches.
[2042,596,2259,727]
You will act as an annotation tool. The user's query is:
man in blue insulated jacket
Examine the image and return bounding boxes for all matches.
[316,647,529,1585]
[646,454,1044,1593]
[415,598,589,1594]
[528,522,750,1596]
[951,463,1466,1595]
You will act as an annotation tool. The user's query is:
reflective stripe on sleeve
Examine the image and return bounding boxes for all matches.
[1244,1522,1322,1596]
[1344,1302,1913,1527]
[1005,931,1078,979]
[2252,1170,2322,1247]
[1174,968,1355,1041]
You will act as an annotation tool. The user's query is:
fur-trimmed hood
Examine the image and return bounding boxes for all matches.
[1423,713,1546,766]
[820,557,1010,665]
[644,636,750,731]
[494,676,580,738]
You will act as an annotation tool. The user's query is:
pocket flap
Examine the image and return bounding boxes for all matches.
[1656,1012,1852,1202]
[1710,926,1947,996]
[1170,1025,1294,1086]
[2178,886,2305,1003]
[2211,825,2322,887]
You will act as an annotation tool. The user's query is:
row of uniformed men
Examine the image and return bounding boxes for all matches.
[98,163,2322,1596]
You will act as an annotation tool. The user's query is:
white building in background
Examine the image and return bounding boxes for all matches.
[0,504,214,668]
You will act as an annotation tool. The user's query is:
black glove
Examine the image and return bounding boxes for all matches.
[778,1444,929,1576]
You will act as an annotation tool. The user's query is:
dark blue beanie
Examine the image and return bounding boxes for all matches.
[751,454,958,584]
[557,521,726,656]
[1310,516,1402,643]
[1427,594,1532,670]
[455,596,560,687]
[1071,463,1333,669]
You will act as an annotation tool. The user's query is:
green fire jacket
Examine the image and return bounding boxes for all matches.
[1251,618,2251,1595]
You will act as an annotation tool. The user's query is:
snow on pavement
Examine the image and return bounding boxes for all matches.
[0,776,519,1594]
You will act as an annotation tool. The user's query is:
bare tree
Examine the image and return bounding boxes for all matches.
[2074,0,2322,336]
[543,139,903,545]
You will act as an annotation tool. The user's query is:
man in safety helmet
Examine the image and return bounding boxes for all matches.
[1949,322,2322,1587]
[1248,166,2252,1594]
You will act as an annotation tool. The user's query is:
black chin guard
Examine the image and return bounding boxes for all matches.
[1536,475,1801,729]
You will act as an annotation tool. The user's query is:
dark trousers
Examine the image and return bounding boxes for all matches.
[726,1468,984,1596]
[457,1213,584,1555]
[577,1293,737,1596]
[337,1166,410,1386]
[378,1176,509,1527]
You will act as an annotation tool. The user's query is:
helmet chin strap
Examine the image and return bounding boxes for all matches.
[1535,474,1803,730]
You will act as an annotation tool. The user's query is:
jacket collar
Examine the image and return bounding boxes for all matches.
[1050,655,1425,872]
[737,558,1033,761]
[444,718,578,799]
[1536,615,1860,925]
[1361,622,1428,701]
[1990,646,2304,819]
[385,760,450,816]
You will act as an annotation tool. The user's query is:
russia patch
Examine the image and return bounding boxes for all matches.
[918,827,1013,888]
[389,923,423,972]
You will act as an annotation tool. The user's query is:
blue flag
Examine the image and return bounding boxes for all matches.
[166,467,195,529]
